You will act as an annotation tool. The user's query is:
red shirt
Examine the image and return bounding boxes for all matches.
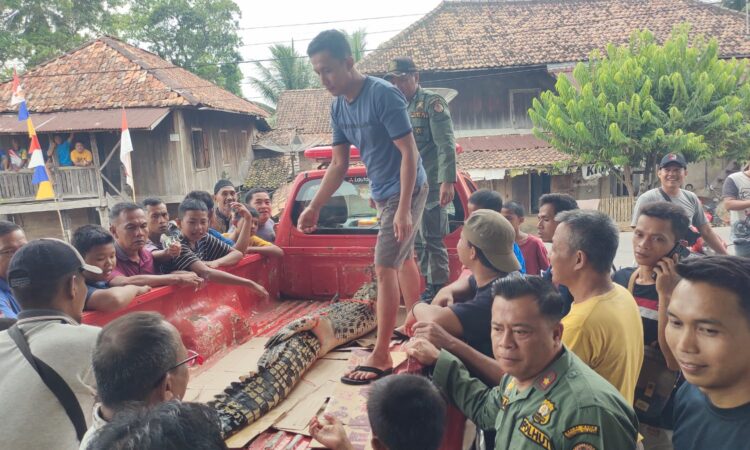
[518,234,550,276]
[110,243,156,279]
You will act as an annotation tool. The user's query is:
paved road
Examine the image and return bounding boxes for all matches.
[612,226,732,269]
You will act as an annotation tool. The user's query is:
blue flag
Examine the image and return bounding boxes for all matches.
[18,101,29,121]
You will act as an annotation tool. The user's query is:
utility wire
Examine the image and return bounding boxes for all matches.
[237,13,427,30]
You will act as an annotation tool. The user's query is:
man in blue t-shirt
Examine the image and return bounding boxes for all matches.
[0,221,27,319]
[48,133,74,167]
[301,30,428,385]
[665,256,750,449]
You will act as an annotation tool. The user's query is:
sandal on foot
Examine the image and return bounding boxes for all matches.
[340,366,394,385]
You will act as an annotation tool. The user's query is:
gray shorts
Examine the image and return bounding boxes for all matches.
[374,183,429,268]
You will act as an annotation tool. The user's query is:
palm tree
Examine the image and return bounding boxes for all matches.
[248,42,318,105]
[343,28,367,62]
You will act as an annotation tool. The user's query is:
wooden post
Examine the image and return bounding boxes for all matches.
[90,132,110,226]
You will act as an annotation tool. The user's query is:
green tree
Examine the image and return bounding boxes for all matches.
[529,26,750,197]
[722,0,746,12]
[248,42,318,106]
[123,0,244,95]
[1,0,122,70]
[343,28,367,63]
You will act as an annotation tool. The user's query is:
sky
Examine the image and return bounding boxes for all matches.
[234,0,442,102]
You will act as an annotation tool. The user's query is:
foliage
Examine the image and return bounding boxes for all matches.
[721,0,746,12]
[123,0,244,96]
[343,28,367,63]
[248,42,319,106]
[529,25,750,196]
[1,0,122,70]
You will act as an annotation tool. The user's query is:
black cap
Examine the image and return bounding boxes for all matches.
[659,153,687,169]
[213,179,234,195]
[384,57,418,79]
[7,239,102,289]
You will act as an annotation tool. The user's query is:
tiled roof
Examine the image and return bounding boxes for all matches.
[358,0,750,73]
[0,36,268,118]
[457,134,569,170]
[244,155,295,191]
[255,89,333,149]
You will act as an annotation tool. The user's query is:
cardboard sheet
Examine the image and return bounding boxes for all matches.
[309,350,408,450]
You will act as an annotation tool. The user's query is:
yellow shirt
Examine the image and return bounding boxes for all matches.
[561,283,644,404]
[70,149,93,164]
[249,235,271,247]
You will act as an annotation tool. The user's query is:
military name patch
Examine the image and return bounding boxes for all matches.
[519,418,553,450]
[564,424,600,439]
[410,112,429,119]
[533,399,556,425]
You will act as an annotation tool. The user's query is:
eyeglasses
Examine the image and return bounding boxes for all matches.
[152,349,203,387]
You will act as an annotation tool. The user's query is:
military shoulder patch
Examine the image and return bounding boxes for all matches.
[519,418,553,450]
[564,424,600,439]
[571,443,597,450]
[433,101,444,113]
[533,399,556,425]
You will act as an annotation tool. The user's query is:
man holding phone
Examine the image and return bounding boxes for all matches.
[613,202,690,449]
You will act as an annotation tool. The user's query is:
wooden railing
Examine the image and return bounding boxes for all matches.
[0,166,99,203]
[598,196,635,223]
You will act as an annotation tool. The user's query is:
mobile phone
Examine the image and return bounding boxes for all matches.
[666,243,690,260]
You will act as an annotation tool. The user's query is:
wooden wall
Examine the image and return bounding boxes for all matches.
[421,68,556,132]
[10,208,97,241]
[130,110,258,203]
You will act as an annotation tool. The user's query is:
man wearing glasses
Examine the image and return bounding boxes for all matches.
[80,311,202,449]
[0,221,27,319]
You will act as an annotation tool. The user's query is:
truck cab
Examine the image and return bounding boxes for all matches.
[277,145,475,299]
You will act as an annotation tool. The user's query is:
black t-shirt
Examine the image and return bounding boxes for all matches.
[449,275,499,357]
[542,267,574,316]
[613,267,659,346]
[673,382,750,449]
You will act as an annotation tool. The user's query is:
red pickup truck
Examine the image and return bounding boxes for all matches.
[83,146,477,448]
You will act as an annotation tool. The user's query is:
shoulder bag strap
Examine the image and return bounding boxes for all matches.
[627,269,638,294]
[658,188,672,203]
[7,324,88,441]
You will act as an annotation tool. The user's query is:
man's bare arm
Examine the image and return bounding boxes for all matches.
[391,133,419,241]
[699,223,728,255]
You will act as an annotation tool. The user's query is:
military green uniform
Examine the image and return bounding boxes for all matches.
[433,346,639,450]
[408,87,457,287]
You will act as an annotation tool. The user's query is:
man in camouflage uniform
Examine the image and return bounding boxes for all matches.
[406,275,639,450]
[386,57,457,301]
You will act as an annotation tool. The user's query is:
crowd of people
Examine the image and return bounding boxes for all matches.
[0,132,97,171]
[0,28,748,450]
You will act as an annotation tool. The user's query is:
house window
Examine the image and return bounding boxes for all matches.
[219,130,232,165]
[191,129,210,169]
[510,89,541,129]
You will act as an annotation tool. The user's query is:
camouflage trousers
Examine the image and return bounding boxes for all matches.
[415,202,450,285]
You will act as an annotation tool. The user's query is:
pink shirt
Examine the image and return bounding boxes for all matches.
[110,243,156,279]
[518,234,550,276]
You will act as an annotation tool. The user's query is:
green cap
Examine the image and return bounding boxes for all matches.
[462,209,520,273]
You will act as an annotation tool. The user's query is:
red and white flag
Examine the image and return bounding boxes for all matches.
[120,109,134,189]
[10,69,25,106]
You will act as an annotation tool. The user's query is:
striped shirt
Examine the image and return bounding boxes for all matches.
[169,233,233,272]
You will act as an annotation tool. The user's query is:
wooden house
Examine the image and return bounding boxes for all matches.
[0,36,268,239]
[355,0,750,213]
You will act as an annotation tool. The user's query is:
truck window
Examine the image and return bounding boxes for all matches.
[291,176,380,235]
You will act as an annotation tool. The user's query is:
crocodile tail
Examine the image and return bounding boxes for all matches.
[209,331,321,439]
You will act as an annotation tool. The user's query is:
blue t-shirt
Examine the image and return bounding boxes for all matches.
[0,278,21,319]
[673,382,750,449]
[331,76,426,202]
[513,242,526,274]
[0,149,6,170]
[209,228,235,247]
[56,140,73,166]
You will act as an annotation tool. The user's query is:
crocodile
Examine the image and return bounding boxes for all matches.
[208,281,378,438]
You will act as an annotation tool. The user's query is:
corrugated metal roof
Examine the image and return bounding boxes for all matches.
[0,107,170,133]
